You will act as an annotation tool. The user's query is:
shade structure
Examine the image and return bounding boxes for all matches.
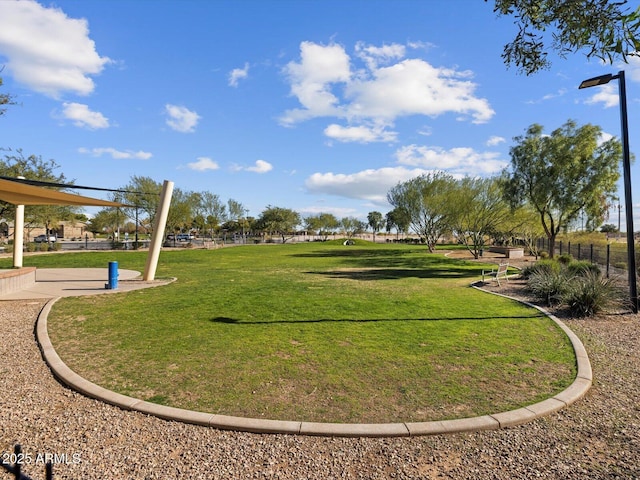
[0,178,127,207]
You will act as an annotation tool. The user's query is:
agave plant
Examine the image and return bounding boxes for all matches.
[562,271,627,317]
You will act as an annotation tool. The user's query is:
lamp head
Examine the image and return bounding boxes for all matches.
[579,73,615,89]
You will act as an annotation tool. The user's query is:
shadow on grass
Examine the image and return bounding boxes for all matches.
[292,248,485,280]
[291,248,418,258]
[209,313,545,325]
[306,267,479,281]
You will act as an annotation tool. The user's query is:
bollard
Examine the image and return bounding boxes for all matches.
[106,261,118,289]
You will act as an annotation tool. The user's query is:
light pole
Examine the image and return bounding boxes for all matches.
[580,70,638,313]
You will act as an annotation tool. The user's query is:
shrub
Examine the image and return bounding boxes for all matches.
[539,250,549,259]
[613,262,627,270]
[557,253,573,265]
[562,271,627,317]
[566,260,600,277]
[526,269,570,306]
[521,259,560,279]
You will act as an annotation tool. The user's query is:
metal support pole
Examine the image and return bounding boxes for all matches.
[617,71,638,313]
[13,203,24,268]
[143,180,174,281]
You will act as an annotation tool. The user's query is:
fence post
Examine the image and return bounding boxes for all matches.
[607,243,611,278]
[590,244,594,263]
[559,240,563,255]
[568,241,571,258]
[578,244,581,260]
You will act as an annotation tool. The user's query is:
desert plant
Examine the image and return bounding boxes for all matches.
[566,260,600,277]
[526,269,570,306]
[557,253,573,265]
[521,259,561,279]
[562,271,627,317]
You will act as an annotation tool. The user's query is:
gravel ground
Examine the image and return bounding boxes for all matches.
[1,295,639,479]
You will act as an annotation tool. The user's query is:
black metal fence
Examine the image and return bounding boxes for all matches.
[1,445,52,480]
[535,238,636,279]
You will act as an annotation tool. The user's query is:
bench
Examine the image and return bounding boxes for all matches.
[487,246,524,258]
[482,262,509,286]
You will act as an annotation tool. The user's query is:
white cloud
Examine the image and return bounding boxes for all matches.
[78,147,152,160]
[305,166,433,204]
[228,62,249,87]
[486,135,506,146]
[542,88,567,101]
[395,144,507,176]
[299,205,358,217]
[583,83,619,108]
[61,102,109,129]
[231,159,273,174]
[0,0,110,97]
[279,41,494,136]
[354,41,406,70]
[280,41,352,125]
[622,55,640,82]
[324,123,397,143]
[165,104,201,133]
[188,157,220,171]
[247,159,273,173]
[598,131,615,146]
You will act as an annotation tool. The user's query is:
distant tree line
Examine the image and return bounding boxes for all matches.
[0,119,624,256]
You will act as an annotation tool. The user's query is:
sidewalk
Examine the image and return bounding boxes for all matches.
[0,268,168,300]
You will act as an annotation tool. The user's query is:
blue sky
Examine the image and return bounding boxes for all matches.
[1,0,640,229]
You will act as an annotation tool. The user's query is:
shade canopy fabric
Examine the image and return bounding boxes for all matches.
[0,178,127,207]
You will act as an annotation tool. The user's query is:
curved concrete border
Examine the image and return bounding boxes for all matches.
[35,287,591,437]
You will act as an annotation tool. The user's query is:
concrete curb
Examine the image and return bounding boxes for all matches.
[36,287,591,437]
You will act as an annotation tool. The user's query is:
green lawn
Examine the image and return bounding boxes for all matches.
[3,241,577,423]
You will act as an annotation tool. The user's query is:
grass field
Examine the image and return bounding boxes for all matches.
[2,241,577,423]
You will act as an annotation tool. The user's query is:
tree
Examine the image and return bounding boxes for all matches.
[165,188,198,238]
[0,150,80,240]
[1,74,16,117]
[387,172,456,252]
[113,176,162,235]
[341,217,366,239]
[304,213,340,241]
[502,120,622,257]
[385,208,411,240]
[367,211,386,242]
[447,177,510,259]
[196,191,226,237]
[87,208,123,237]
[601,223,619,233]
[227,198,245,222]
[255,206,301,243]
[491,0,640,75]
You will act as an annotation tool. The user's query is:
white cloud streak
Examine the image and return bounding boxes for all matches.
[228,63,249,87]
[486,135,506,146]
[62,102,109,129]
[78,147,152,160]
[395,144,508,176]
[324,124,397,143]
[583,83,619,108]
[305,166,433,204]
[231,160,273,174]
[165,104,201,133]
[188,157,220,171]
[0,0,110,97]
